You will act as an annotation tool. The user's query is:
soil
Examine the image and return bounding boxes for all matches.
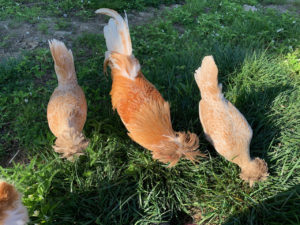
[0,4,182,59]
[264,0,300,14]
[0,2,298,59]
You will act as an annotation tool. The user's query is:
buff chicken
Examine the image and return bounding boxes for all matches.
[47,39,89,160]
[194,56,268,186]
[0,181,29,225]
[96,8,203,166]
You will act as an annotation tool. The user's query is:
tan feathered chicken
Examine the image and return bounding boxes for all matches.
[96,8,203,166]
[0,181,29,225]
[194,56,268,186]
[47,39,89,160]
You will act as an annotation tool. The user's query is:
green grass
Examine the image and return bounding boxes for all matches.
[54,19,71,31]
[259,0,288,5]
[0,0,300,224]
[37,21,49,34]
[0,0,182,21]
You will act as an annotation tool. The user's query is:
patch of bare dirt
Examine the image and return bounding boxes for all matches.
[243,0,300,14]
[264,0,300,14]
[0,141,29,168]
[0,4,182,59]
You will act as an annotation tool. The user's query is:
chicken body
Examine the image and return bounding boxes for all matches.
[96,9,202,166]
[0,181,29,225]
[47,40,88,160]
[194,56,268,186]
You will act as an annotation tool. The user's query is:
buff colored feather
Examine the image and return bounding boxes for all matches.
[47,39,89,160]
[97,9,203,166]
[0,181,29,225]
[195,56,268,186]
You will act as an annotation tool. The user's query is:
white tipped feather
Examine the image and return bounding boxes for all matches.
[96,8,140,79]
[96,8,132,56]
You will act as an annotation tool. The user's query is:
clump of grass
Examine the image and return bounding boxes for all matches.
[54,19,70,30]
[37,21,49,34]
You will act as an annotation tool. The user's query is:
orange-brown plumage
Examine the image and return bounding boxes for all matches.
[195,56,268,186]
[47,39,89,160]
[97,9,202,166]
[0,181,29,225]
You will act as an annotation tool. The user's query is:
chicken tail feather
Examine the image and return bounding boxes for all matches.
[96,8,132,56]
[49,39,76,83]
[53,128,89,161]
[240,157,269,187]
[96,9,140,79]
[194,55,221,100]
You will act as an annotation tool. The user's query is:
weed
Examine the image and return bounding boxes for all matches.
[54,19,70,30]
[37,22,49,34]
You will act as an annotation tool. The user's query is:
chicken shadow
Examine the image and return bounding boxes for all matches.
[197,83,297,225]
[223,184,300,225]
[28,164,193,225]
[27,167,141,224]
[229,83,293,168]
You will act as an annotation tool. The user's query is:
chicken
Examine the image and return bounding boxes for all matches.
[96,8,203,166]
[194,56,268,186]
[47,39,89,160]
[0,181,29,225]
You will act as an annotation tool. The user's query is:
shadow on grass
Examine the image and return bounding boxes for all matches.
[36,178,140,225]
[28,164,194,225]
[223,184,300,225]
[233,83,293,168]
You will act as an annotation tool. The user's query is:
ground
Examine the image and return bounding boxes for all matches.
[0,4,182,58]
[1,0,299,59]
[0,0,299,224]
